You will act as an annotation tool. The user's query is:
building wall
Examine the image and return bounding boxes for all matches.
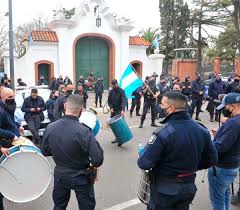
[129,46,163,81]
[15,43,59,86]
[51,13,128,84]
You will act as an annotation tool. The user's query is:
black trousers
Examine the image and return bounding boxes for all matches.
[0,193,3,210]
[130,98,141,114]
[141,100,156,124]
[53,174,95,210]
[191,97,203,118]
[110,109,122,118]
[207,98,219,120]
[147,182,196,210]
[95,93,102,106]
[26,114,41,144]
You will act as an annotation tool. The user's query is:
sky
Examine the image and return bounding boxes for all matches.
[0,0,160,35]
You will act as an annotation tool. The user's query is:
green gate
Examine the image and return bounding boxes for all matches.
[38,64,50,83]
[75,37,109,88]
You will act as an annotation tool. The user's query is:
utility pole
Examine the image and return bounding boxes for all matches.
[8,0,15,89]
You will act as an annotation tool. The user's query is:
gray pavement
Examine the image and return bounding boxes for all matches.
[3,92,240,210]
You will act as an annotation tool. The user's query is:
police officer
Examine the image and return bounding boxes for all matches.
[108,79,126,118]
[108,79,126,145]
[41,94,104,210]
[94,78,104,107]
[226,74,240,93]
[209,93,240,210]
[191,75,205,121]
[53,83,74,121]
[0,88,24,210]
[181,76,192,97]
[207,74,226,122]
[138,92,217,210]
[37,76,48,86]
[130,86,142,117]
[21,88,46,144]
[139,76,160,128]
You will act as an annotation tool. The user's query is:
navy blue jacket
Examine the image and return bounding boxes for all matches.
[226,81,240,93]
[191,79,205,98]
[132,87,142,100]
[108,87,126,111]
[138,111,217,181]
[94,81,104,94]
[21,96,46,121]
[53,94,69,121]
[208,80,226,99]
[41,115,104,176]
[46,97,57,122]
[213,114,240,169]
[0,101,20,140]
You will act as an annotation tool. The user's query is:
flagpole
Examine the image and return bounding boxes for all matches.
[130,64,157,97]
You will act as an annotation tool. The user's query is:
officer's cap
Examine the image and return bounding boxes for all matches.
[217,93,240,110]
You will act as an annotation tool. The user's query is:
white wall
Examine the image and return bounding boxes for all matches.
[129,46,164,81]
[15,43,59,86]
[52,12,130,83]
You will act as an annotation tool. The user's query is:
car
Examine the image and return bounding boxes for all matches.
[14,86,51,138]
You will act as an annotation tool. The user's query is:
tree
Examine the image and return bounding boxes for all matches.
[190,0,229,75]
[53,7,76,20]
[159,0,191,74]
[206,21,238,63]
[220,0,240,53]
[139,27,159,56]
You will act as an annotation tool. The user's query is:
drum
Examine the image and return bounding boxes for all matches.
[79,109,101,136]
[138,170,151,205]
[107,115,133,144]
[0,144,52,203]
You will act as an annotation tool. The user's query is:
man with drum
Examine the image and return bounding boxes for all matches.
[0,88,24,210]
[108,79,126,145]
[42,94,104,210]
[138,92,217,210]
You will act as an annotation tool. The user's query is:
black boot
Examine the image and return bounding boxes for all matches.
[136,113,141,116]
[130,111,133,118]
[151,120,158,127]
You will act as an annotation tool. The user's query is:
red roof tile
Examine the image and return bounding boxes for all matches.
[30,30,58,42]
[129,36,150,46]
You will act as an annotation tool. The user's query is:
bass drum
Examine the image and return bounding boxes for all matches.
[79,109,101,136]
[137,170,150,205]
[0,144,52,203]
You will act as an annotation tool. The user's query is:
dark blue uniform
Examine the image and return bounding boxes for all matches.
[138,111,217,210]
[191,78,205,119]
[41,115,104,210]
[130,86,142,116]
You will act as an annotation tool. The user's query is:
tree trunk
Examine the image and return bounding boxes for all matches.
[172,0,178,48]
[197,19,203,76]
[233,0,240,53]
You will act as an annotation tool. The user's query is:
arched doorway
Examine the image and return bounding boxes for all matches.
[131,60,143,78]
[73,33,115,88]
[35,60,54,85]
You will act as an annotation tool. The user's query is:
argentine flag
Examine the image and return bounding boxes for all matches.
[152,37,159,49]
[119,64,143,98]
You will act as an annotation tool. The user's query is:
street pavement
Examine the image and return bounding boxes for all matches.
[3,91,240,210]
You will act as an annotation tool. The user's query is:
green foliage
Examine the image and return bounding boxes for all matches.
[63,8,76,20]
[139,27,159,56]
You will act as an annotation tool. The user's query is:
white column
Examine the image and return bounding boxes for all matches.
[148,54,165,77]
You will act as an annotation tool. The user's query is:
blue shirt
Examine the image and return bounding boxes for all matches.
[213,114,240,169]
[138,111,217,180]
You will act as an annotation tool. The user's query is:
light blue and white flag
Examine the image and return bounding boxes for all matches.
[152,37,159,49]
[119,64,143,98]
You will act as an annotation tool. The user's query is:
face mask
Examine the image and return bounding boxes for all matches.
[5,99,16,111]
[54,96,58,99]
[234,79,239,83]
[224,105,234,118]
[197,76,201,81]
[67,90,73,95]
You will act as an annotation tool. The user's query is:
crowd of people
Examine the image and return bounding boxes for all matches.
[0,71,240,210]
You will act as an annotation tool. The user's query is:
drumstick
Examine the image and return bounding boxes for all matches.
[0,166,21,184]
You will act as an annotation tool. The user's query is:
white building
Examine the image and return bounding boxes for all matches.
[3,0,164,88]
